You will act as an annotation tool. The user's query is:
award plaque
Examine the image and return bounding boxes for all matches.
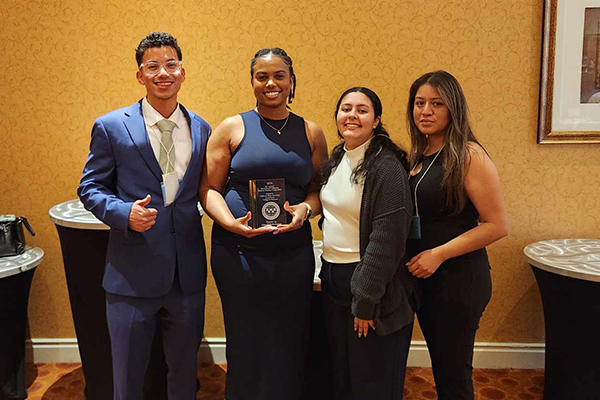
[248,178,287,228]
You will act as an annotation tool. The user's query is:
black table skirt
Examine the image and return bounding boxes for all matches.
[55,226,167,400]
[0,268,35,400]
[531,265,600,400]
[305,291,334,399]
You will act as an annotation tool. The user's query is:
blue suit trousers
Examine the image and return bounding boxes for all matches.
[106,276,205,400]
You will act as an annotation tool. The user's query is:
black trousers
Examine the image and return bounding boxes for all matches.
[417,252,492,400]
[320,260,413,400]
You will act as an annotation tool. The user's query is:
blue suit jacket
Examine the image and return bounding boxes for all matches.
[78,100,211,298]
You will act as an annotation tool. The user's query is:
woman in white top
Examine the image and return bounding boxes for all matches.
[319,87,420,400]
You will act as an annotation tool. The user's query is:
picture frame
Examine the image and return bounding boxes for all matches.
[538,0,600,143]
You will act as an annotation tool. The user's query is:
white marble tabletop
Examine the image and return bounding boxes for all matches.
[49,199,108,230]
[0,247,44,279]
[524,239,600,282]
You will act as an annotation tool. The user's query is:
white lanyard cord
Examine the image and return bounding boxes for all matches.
[412,148,444,217]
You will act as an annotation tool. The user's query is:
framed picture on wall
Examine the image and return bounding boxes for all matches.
[539,0,600,143]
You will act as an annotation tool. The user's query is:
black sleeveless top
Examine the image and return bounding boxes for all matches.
[212,110,313,249]
[408,150,484,260]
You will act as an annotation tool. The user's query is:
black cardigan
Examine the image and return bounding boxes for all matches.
[349,149,421,336]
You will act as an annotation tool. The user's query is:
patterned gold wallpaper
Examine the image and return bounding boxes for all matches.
[2,0,597,343]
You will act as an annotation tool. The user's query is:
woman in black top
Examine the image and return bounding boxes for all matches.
[319,87,420,400]
[405,71,508,400]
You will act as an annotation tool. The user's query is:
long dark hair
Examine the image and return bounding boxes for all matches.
[406,70,484,214]
[250,48,296,104]
[320,87,409,185]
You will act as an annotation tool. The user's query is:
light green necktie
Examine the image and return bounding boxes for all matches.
[156,119,177,174]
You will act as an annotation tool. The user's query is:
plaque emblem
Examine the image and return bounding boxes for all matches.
[262,201,281,221]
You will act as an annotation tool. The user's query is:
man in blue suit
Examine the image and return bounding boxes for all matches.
[78,32,210,400]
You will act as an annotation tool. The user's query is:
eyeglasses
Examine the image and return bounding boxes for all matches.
[139,60,182,75]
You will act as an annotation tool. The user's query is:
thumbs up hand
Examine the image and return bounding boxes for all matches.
[128,195,158,232]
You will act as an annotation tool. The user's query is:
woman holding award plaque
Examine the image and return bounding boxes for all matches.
[319,87,419,400]
[405,71,508,400]
[199,48,327,400]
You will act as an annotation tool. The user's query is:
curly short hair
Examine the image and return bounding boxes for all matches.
[135,32,182,66]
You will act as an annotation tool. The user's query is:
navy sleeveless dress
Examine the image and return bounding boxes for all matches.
[408,150,492,400]
[211,110,315,400]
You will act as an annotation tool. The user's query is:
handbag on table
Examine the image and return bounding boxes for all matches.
[0,215,36,257]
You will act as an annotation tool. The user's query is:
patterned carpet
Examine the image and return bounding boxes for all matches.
[24,363,544,399]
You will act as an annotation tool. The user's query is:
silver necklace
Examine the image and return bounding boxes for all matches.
[256,110,290,135]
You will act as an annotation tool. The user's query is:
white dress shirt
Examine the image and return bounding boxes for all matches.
[142,97,192,180]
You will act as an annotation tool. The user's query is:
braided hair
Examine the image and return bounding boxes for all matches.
[250,48,296,104]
